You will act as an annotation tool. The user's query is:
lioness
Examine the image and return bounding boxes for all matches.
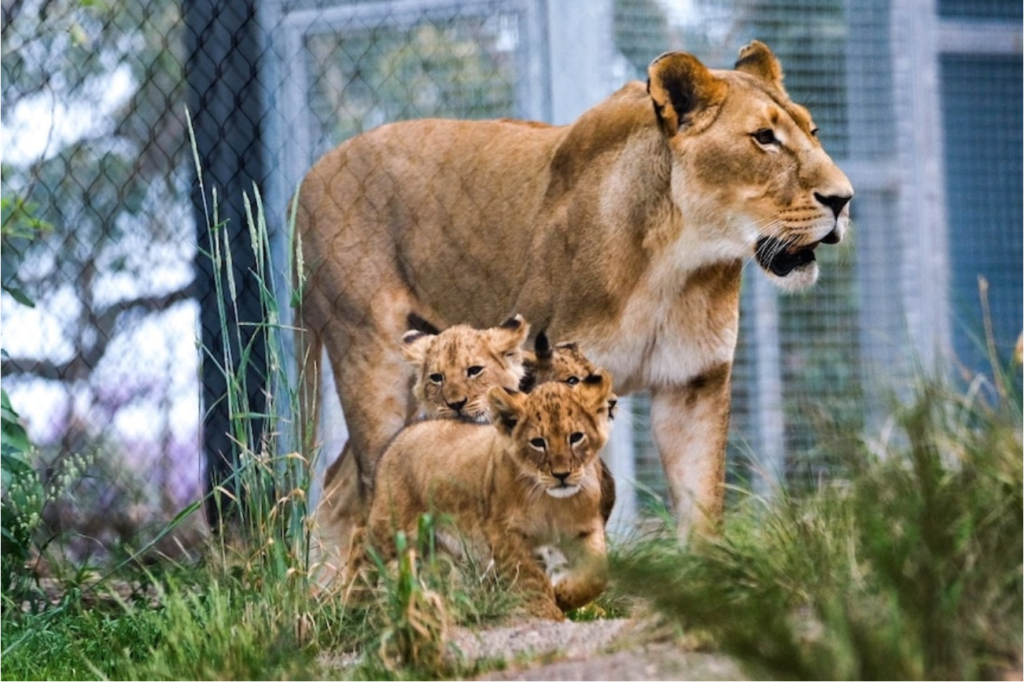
[366,375,616,620]
[297,42,852,561]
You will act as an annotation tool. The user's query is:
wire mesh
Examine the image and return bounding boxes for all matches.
[1,0,1020,560]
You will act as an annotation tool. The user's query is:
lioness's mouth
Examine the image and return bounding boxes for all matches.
[755,229,839,277]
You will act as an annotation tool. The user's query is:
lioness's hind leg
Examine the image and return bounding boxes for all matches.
[321,294,421,497]
[309,443,365,592]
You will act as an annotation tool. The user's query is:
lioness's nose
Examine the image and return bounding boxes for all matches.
[814,192,852,219]
[446,398,467,412]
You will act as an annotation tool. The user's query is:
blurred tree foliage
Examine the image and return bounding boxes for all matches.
[1,0,191,401]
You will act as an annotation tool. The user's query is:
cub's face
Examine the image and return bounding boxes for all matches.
[648,41,853,291]
[403,315,529,421]
[489,374,614,499]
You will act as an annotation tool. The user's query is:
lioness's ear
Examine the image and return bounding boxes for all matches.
[491,314,530,356]
[647,51,727,137]
[488,386,524,434]
[734,40,785,93]
[401,330,433,365]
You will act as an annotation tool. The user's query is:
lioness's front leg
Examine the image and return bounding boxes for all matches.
[650,362,732,542]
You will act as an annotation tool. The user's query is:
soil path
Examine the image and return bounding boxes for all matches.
[451,618,745,681]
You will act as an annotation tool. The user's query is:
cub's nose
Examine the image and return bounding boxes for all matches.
[814,192,852,219]
[551,470,571,484]
[446,398,467,412]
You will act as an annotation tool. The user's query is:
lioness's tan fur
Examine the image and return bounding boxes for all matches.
[298,42,852,583]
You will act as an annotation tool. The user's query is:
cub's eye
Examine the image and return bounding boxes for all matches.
[565,376,580,386]
[428,372,444,384]
[810,127,820,138]
[569,432,585,446]
[529,437,546,450]
[752,128,777,146]
[466,365,484,378]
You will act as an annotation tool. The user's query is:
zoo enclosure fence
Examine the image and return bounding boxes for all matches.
[1,0,1020,554]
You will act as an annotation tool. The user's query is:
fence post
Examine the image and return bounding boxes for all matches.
[185,0,268,528]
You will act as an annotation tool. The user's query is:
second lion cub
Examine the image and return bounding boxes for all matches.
[368,374,615,620]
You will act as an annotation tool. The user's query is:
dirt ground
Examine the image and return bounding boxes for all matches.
[451,617,745,681]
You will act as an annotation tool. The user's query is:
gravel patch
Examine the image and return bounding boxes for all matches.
[449,618,631,664]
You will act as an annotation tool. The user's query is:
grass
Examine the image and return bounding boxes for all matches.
[614,364,1022,680]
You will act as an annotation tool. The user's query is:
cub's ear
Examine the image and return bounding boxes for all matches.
[519,352,538,392]
[647,51,727,137]
[406,312,442,336]
[734,40,785,93]
[577,370,615,412]
[488,386,524,434]
[401,330,433,365]
[491,314,530,356]
[534,330,553,361]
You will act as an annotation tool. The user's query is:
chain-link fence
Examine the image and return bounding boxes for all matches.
[2,0,1020,557]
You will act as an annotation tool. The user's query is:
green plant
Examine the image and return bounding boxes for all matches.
[374,523,451,675]
[1,389,98,598]
[1,387,39,592]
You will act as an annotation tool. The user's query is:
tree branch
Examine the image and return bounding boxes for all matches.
[2,285,194,381]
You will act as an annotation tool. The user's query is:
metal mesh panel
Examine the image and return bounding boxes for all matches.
[938,0,1022,20]
[940,54,1023,375]
[303,12,522,155]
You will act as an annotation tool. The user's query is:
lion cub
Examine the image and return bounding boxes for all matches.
[403,321,617,526]
[368,374,615,620]
[402,315,529,422]
[522,331,602,392]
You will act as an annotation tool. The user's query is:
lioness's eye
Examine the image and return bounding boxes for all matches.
[529,437,546,450]
[752,128,777,145]
[565,376,580,386]
[569,432,584,445]
[810,127,820,138]
[428,372,443,384]
[467,365,484,377]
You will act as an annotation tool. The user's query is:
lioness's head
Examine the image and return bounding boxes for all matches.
[489,373,614,499]
[647,40,853,290]
[403,314,529,421]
